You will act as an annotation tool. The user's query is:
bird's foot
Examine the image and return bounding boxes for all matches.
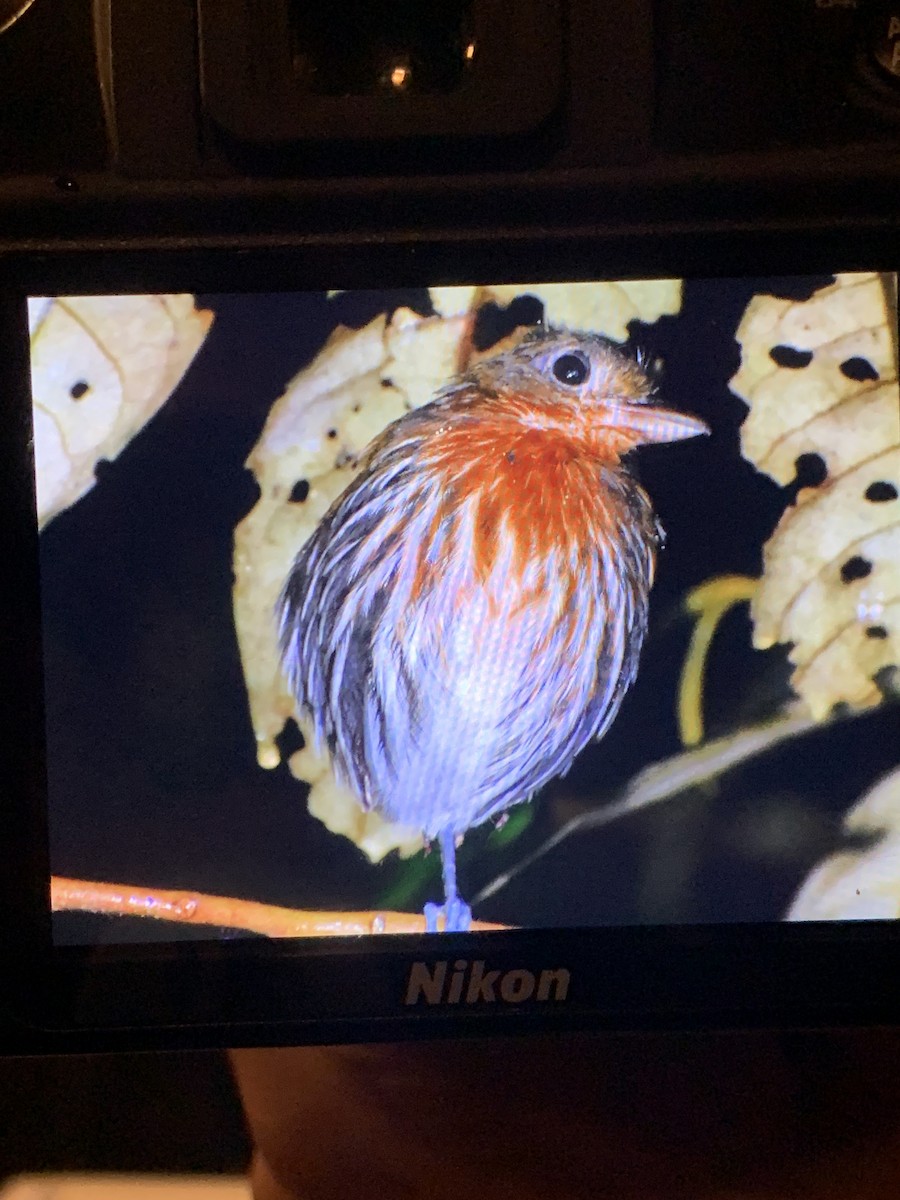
[445,895,472,932]
[423,897,472,933]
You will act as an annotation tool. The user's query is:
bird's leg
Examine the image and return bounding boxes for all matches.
[423,830,472,933]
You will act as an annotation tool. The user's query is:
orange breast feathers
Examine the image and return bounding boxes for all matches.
[409,379,658,590]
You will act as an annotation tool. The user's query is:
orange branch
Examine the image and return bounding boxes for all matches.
[50,876,505,937]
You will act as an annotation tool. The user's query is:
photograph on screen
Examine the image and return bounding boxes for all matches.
[29,275,899,942]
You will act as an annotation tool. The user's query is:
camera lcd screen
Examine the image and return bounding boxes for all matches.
[30,275,898,947]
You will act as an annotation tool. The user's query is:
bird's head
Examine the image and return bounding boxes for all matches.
[471,326,709,461]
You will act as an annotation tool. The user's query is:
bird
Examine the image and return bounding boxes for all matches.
[278,325,709,932]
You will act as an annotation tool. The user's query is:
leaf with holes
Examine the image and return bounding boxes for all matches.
[30,295,213,528]
[732,272,900,718]
[430,279,682,341]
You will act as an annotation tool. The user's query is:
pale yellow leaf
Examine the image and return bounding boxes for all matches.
[30,294,213,528]
[732,273,900,719]
[384,306,467,406]
[471,279,682,341]
[292,743,420,863]
[787,766,900,920]
[429,286,480,317]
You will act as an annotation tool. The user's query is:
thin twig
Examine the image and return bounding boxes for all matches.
[50,877,505,937]
[470,703,860,907]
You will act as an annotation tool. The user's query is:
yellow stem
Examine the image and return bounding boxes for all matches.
[678,575,759,747]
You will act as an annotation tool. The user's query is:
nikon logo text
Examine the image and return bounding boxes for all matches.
[404,959,571,1006]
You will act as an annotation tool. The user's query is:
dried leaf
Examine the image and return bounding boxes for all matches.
[732,273,900,719]
[430,279,683,341]
[787,766,900,920]
[291,743,422,863]
[236,283,684,861]
[30,294,213,528]
[428,285,480,318]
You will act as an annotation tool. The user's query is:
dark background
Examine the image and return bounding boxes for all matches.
[39,278,897,945]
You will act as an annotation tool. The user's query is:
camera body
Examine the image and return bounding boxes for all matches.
[2,2,900,1055]
[2,0,900,250]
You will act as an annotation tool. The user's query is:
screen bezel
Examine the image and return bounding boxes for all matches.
[3,228,899,1049]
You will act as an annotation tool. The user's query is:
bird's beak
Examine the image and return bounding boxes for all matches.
[603,401,710,445]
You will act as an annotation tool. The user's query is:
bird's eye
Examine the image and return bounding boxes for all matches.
[551,353,589,387]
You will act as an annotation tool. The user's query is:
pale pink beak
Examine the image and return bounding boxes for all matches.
[603,402,710,445]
